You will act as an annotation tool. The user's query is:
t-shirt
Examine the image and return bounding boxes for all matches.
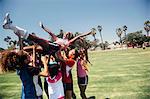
[47,61,62,83]
[77,59,88,77]
[61,58,75,83]
[17,65,40,99]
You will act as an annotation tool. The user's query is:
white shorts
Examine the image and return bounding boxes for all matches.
[33,75,43,97]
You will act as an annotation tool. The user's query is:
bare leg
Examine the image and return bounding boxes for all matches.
[72,90,76,99]
[79,85,87,99]
[65,90,72,99]
[39,22,58,41]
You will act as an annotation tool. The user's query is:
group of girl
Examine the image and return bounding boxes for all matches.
[0,13,95,99]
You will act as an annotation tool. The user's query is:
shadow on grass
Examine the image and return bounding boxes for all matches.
[88,96,96,99]
[0,93,4,99]
[139,69,150,99]
[138,86,150,99]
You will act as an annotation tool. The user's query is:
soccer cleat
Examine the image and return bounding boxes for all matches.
[2,13,12,29]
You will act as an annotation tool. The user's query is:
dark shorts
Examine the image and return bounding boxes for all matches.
[63,83,73,91]
[78,75,88,85]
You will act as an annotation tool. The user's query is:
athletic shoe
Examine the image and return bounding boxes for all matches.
[3,13,12,29]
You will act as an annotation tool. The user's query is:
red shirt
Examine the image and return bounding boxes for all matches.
[61,58,75,83]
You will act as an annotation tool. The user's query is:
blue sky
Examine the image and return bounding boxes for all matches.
[0,0,149,49]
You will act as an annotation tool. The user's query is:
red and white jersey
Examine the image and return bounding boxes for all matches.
[46,71,64,99]
[47,70,62,83]
[61,58,75,83]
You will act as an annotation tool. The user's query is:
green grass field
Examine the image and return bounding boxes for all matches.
[1,48,150,99]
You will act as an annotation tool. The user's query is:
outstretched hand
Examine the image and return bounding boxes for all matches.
[91,28,96,35]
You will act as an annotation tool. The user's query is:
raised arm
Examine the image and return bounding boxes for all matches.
[68,28,96,45]
[23,45,43,67]
[38,56,49,77]
[32,45,36,67]
[23,45,43,51]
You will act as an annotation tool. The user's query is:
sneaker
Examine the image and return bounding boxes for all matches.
[3,13,12,29]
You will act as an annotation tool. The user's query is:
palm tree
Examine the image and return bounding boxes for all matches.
[123,25,128,48]
[91,28,97,41]
[116,28,123,44]
[97,25,105,50]
[144,20,150,36]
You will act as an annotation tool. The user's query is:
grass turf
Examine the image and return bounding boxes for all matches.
[0,48,150,99]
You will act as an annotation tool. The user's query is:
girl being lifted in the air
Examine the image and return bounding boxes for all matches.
[39,21,96,50]
[3,13,96,51]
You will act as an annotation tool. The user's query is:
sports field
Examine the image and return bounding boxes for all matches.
[0,48,150,99]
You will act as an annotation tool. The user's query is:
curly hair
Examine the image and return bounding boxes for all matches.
[0,50,17,72]
[0,50,28,73]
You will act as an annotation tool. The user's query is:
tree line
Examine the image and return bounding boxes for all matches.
[2,20,150,50]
